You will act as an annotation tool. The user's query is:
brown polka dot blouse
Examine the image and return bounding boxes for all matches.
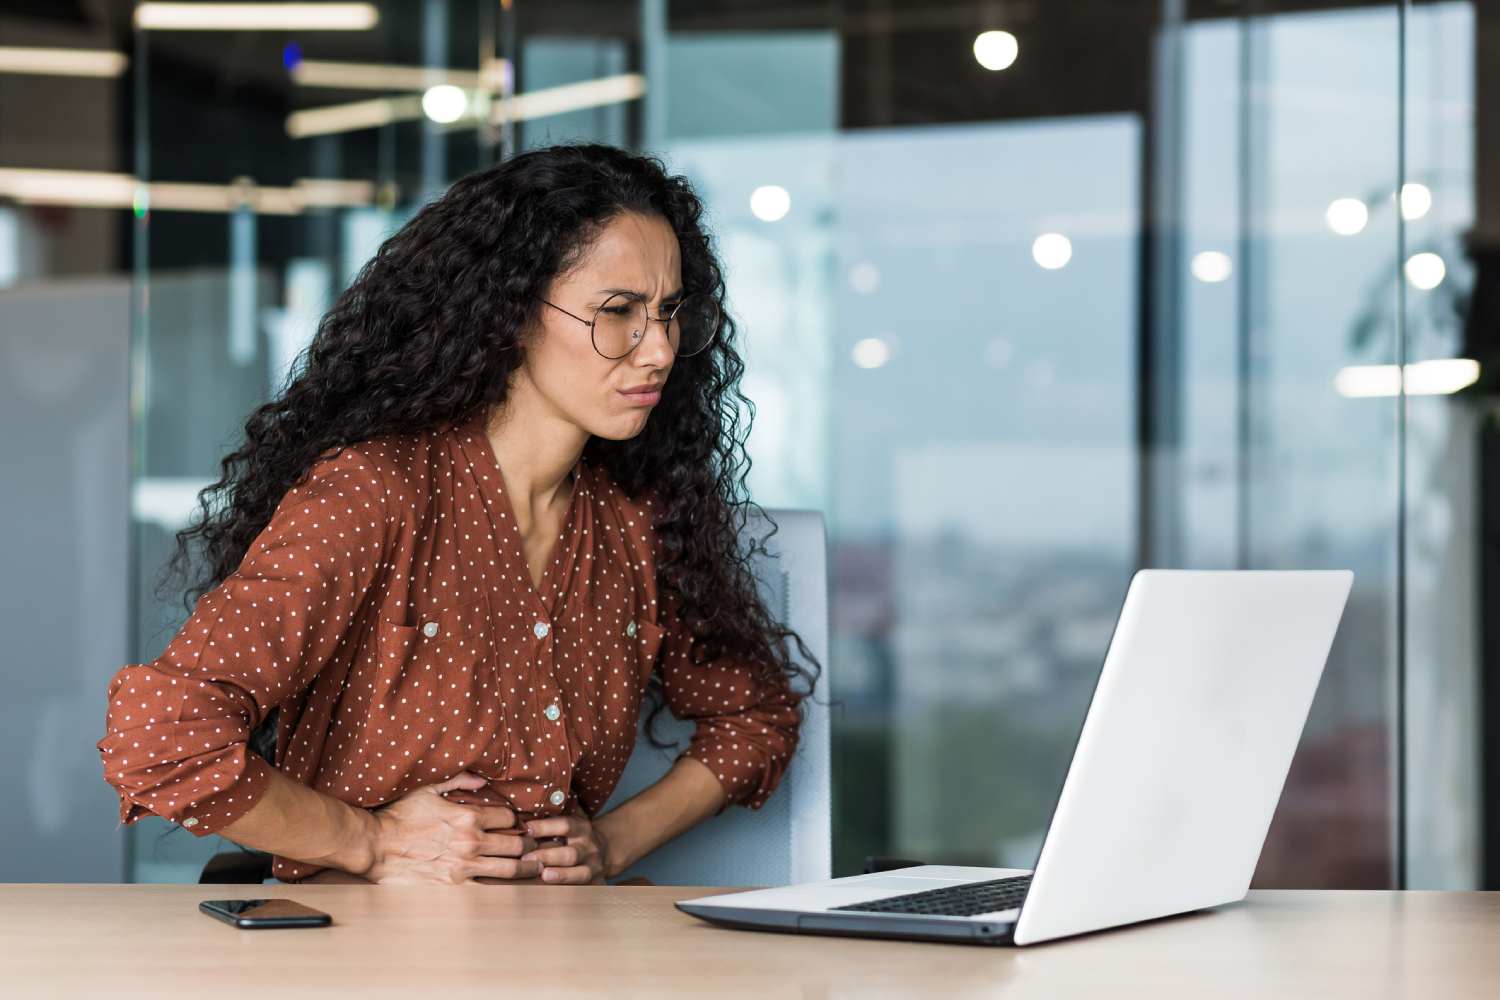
[96,408,801,882]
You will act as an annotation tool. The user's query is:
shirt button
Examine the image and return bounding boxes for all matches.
[625,621,637,638]
[548,789,566,807]
[533,621,550,639]
[422,621,440,638]
[544,703,561,721]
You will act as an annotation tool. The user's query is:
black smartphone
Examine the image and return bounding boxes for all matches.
[199,898,332,929]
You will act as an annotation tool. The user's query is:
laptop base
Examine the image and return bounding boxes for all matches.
[675,901,1016,946]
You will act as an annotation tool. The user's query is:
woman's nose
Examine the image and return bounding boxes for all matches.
[636,312,678,364]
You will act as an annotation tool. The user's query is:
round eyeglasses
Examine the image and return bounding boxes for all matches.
[537,291,720,360]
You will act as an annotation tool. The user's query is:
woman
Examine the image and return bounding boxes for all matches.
[97,143,819,885]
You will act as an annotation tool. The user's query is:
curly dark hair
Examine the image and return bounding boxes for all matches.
[158,142,821,774]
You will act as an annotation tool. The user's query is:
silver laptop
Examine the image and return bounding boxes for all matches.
[677,569,1353,946]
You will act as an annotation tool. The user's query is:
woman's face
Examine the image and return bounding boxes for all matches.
[525,211,683,442]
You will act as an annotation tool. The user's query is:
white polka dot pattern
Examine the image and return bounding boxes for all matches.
[95,409,801,882]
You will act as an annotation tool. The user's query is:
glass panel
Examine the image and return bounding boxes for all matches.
[843,119,1140,870]
[1172,3,1403,888]
[0,10,138,883]
[651,10,1138,873]
[127,0,501,883]
[1402,0,1481,889]
[663,2,1408,885]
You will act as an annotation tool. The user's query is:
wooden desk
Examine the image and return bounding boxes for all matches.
[0,884,1495,998]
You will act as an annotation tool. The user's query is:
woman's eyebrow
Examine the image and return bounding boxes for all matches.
[599,286,685,300]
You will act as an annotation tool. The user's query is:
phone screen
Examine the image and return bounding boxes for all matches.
[200,898,332,928]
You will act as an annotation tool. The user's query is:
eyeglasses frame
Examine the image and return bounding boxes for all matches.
[536,291,718,360]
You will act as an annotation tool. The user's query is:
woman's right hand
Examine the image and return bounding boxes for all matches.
[357,771,544,884]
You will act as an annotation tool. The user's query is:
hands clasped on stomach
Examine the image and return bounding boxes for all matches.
[313,770,612,885]
[359,771,542,884]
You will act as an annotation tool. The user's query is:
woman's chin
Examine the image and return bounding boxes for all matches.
[590,415,652,441]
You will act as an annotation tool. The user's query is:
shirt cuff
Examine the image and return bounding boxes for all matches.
[115,750,275,838]
[681,732,785,815]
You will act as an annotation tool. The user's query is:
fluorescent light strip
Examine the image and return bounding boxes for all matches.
[1334,358,1480,398]
[292,177,378,205]
[292,58,510,92]
[134,3,378,31]
[286,93,422,138]
[0,168,378,214]
[0,46,129,77]
[0,168,137,207]
[285,71,647,138]
[153,181,312,214]
[489,73,647,124]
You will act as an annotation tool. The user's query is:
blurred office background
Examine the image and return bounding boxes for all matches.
[0,0,1493,888]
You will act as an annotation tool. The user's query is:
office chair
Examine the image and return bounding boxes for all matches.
[599,507,831,886]
[200,507,831,886]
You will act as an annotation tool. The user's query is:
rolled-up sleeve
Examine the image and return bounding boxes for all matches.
[655,586,802,814]
[96,445,392,836]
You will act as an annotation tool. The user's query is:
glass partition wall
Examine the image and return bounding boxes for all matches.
[127,0,1487,889]
[127,0,508,881]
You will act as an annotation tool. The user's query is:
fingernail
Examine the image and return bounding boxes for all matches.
[520,852,535,861]
[542,869,558,881]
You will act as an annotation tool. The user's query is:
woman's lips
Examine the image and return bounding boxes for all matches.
[619,388,662,406]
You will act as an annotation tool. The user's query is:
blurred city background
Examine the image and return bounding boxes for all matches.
[0,0,1495,889]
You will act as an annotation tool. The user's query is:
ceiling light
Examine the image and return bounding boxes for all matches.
[0,168,379,215]
[1405,252,1446,291]
[291,58,509,91]
[1400,183,1432,221]
[291,177,377,207]
[1190,250,1233,283]
[1325,197,1369,236]
[1032,233,1072,270]
[0,168,136,208]
[1335,358,1478,398]
[286,94,419,138]
[488,73,644,125]
[134,3,379,31]
[852,338,892,369]
[750,185,791,222]
[288,73,644,138]
[421,85,469,123]
[973,31,1019,71]
[0,46,128,77]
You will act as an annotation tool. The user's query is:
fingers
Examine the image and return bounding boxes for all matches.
[521,842,605,884]
[524,815,584,840]
[518,813,603,884]
[431,771,487,794]
[539,865,598,884]
[521,844,582,868]
[465,855,544,881]
[430,775,518,831]
[476,804,518,830]
[478,831,536,857]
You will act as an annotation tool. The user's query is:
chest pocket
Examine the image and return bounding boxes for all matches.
[371,592,496,702]
[559,616,666,754]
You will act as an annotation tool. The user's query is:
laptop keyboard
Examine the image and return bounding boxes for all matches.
[830,874,1032,918]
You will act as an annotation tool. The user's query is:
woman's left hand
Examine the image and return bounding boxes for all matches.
[521,809,613,884]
